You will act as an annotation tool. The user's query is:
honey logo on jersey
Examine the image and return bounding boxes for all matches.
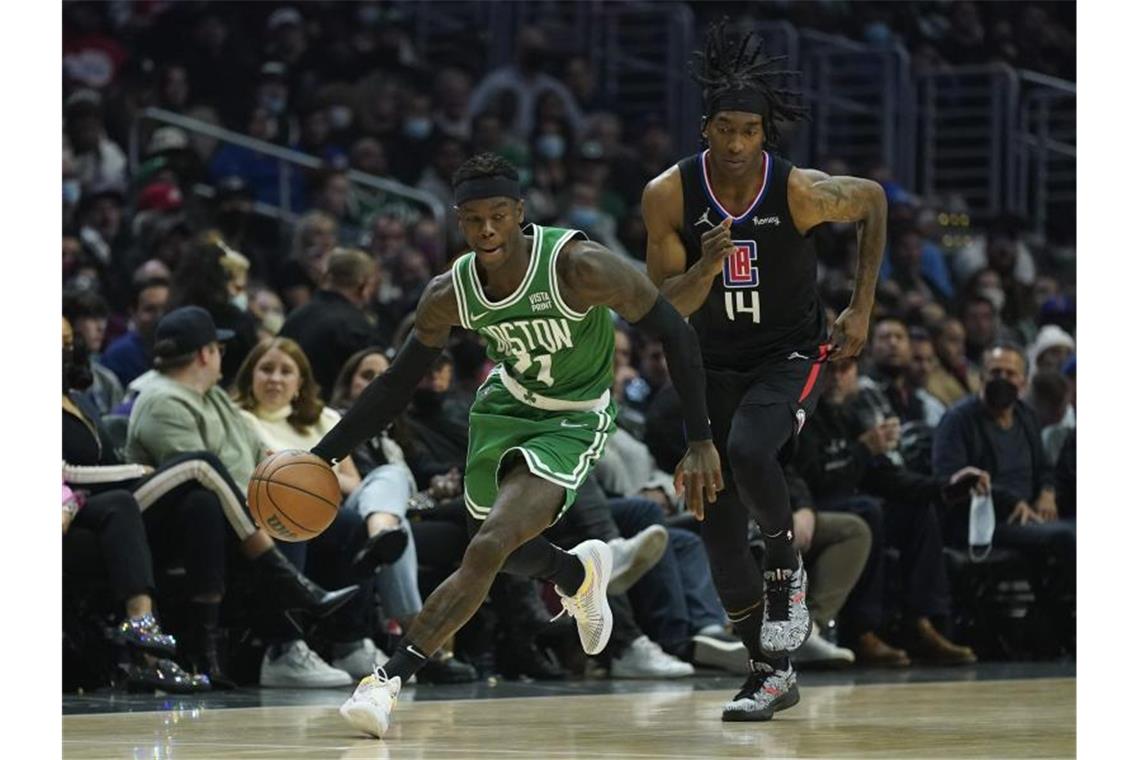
[722,241,758,289]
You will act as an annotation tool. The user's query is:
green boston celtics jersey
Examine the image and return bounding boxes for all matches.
[451,225,614,408]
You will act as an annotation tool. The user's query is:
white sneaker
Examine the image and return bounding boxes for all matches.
[691,627,749,674]
[608,525,669,594]
[340,668,402,738]
[331,638,390,680]
[792,623,855,669]
[611,635,696,679]
[260,640,353,688]
[556,539,614,655]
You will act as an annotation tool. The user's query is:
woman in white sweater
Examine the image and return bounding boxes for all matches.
[232,338,407,684]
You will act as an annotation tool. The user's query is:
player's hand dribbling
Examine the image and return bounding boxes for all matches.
[828,306,871,361]
[673,439,724,521]
[699,217,735,270]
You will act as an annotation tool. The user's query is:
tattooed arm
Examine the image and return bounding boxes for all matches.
[787,168,887,360]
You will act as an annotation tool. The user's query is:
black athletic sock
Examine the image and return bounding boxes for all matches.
[383,636,431,682]
[550,551,586,595]
[727,602,768,662]
[501,537,586,594]
[762,527,797,570]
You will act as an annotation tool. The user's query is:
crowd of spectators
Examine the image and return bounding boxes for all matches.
[62,2,1076,692]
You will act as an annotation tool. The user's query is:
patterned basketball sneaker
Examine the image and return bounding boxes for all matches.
[339,667,402,738]
[554,539,614,655]
[760,555,810,654]
[721,661,800,722]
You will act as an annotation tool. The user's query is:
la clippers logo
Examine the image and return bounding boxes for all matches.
[722,241,758,289]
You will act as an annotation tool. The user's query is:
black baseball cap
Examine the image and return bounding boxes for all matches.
[153,306,235,366]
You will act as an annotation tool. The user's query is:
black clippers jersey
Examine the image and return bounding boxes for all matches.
[677,149,827,372]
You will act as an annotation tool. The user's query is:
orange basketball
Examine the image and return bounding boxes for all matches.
[247,450,340,542]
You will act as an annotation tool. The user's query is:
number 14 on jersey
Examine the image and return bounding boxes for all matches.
[724,291,760,323]
[722,241,761,324]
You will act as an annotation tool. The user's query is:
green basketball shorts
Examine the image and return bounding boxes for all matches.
[463,372,616,524]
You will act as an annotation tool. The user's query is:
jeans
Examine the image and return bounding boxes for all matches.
[343,464,423,620]
[610,497,727,656]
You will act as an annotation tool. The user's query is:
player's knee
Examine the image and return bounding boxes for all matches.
[725,429,777,479]
[463,529,516,576]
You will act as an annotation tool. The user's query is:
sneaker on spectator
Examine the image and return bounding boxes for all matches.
[261,640,353,688]
[607,525,668,594]
[691,625,749,674]
[331,638,390,680]
[792,623,855,669]
[611,635,695,679]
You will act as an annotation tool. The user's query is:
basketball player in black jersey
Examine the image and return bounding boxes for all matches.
[643,21,886,721]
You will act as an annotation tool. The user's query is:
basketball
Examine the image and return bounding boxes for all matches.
[247,450,340,542]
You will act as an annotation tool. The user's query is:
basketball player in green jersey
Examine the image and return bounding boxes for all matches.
[311,153,723,738]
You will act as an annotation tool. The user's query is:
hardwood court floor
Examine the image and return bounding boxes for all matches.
[63,676,1074,759]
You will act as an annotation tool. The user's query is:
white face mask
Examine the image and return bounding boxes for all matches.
[230,292,249,311]
[261,311,285,335]
[967,491,995,561]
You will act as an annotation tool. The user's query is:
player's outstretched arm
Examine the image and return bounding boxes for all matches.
[643,169,733,318]
[311,273,459,465]
[559,241,724,518]
[788,168,888,360]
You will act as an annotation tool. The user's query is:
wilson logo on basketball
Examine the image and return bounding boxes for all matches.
[266,513,297,540]
[722,241,758,289]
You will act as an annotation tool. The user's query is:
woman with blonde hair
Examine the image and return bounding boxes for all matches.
[232,337,406,683]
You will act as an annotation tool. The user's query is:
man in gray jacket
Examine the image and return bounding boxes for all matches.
[127,306,360,687]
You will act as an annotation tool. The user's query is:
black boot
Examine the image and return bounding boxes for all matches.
[497,636,567,681]
[181,601,237,690]
[253,547,360,619]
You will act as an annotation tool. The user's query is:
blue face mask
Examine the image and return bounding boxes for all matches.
[536,134,565,160]
[63,179,81,206]
[261,93,287,115]
[567,206,600,229]
[404,117,432,140]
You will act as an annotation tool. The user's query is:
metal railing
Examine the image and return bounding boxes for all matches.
[129,108,446,225]
[1014,71,1076,235]
[914,65,1020,217]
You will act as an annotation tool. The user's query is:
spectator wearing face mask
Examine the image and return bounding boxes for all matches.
[248,284,286,340]
[933,344,1074,613]
[168,240,260,386]
[466,26,584,140]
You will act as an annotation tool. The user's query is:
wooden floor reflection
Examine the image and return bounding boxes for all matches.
[62,677,1074,759]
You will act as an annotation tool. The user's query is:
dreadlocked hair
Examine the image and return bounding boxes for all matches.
[451,152,519,189]
[689,18,809,147]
